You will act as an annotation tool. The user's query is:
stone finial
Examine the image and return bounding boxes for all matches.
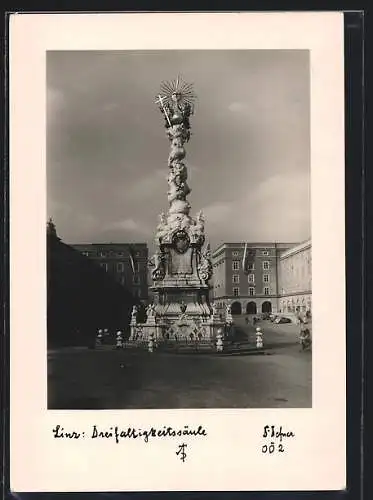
[47,217,57,237]
[256,326,263,349]
[216,327,224,352]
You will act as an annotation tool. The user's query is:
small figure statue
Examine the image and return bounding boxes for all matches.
[155,212,169,242]
[159,212,167,226]
[225,302,233,325]
[47,217,58,237]
[256,327,263,349]
[131,305,138,323]
[216,328,224,352]
[116,331,123,349]
[190,211,205,244]
[151,251,166,281]
[196,210,205,224]
[161,92,192,130]
[211,302,218,317]
[146,303,156,317]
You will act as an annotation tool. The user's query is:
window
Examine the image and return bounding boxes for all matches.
[82,251,89,257]
[232,260,240,271]
[232,251,239,257]
[135,251,140,257]
[247,263,255,271]
[248,274,255,283]
[264,287,270,295]
[249,287,255,296]
[263,274,269,283]
[117,251,124,257]
[232,275,239,284]
[100,251,107,258]
[263,261,269,270]
[117,262,124,272]
[100,263,108,272]
[233,287,239,297]
[262,250,269,256]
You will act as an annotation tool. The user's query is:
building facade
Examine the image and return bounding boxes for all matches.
[71,243,149,301]
[212,242,296,315]
[278,239,312,316]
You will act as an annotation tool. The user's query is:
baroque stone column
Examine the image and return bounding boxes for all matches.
[149,78,212,331]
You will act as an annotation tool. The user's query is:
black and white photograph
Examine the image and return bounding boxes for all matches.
[10,12,346,493]
[47,49,312,410]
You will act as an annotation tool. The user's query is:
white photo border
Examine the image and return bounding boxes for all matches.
[10,12,345,492]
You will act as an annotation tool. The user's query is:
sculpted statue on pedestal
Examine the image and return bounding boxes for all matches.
[146,303,156,317]
[131,305,138,322]
[155,212,169,242]
[151,251,166,281]
[211,302,218,316]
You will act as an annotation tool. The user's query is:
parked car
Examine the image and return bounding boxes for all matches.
[269,314,277,322]
[274,316,292,324]
[262,312,271,320]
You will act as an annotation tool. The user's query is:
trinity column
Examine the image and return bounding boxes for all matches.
[148,77,213,325]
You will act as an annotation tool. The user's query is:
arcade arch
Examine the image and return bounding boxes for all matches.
[246,301,257,314]
[231,301,242,315]
[261,301,272,313]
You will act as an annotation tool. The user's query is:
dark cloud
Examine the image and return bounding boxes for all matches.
[47,50,310,250]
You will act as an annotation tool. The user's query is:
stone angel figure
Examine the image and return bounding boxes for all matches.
[167,94,192,129]
[151,250,166,281]
[146,303,156,317]
[195,210,205,232]
[189,211,204,244]
[155,212,169,242]
[159,211,167,225]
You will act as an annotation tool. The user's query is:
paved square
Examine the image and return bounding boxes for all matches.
[48,320,311,409]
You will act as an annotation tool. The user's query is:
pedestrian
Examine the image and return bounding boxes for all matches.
[96,329,103,347]
[299,327,311,351]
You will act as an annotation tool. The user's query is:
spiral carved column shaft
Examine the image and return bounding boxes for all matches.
[150,78,213,298]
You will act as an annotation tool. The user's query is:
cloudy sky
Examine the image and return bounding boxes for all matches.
[47,50,310,251]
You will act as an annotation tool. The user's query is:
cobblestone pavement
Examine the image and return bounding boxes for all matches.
[48,318,311,409]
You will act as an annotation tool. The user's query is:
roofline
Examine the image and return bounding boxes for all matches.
[212,241,300,257]
[69,242,148,247]
[279,239,312,258]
